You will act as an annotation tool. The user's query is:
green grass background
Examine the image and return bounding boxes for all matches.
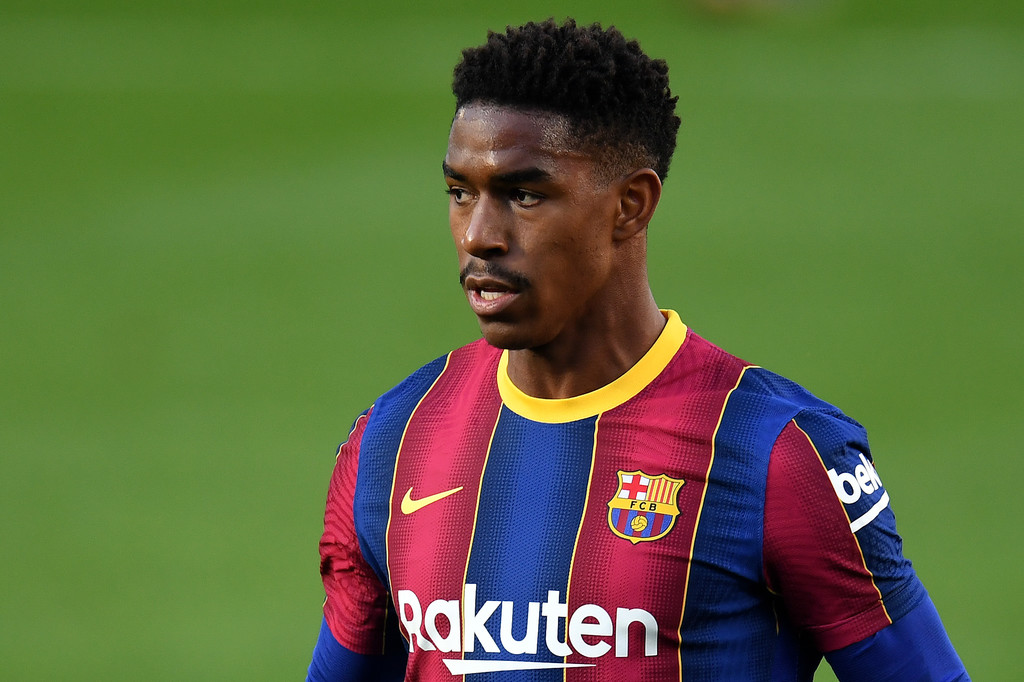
[2,1,1021,679]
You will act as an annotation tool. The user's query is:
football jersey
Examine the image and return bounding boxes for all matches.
[317,310,924,681]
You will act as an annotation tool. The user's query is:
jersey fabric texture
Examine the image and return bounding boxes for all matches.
[312,311,960,681]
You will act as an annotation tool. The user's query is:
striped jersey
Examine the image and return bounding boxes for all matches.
[317,311,924,680]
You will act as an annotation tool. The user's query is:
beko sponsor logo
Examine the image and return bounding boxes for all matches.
[827,452,890,532]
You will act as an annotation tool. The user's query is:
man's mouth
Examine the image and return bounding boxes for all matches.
[467,286,519,316]
[460,265,530,318]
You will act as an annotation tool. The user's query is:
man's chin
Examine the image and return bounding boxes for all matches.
[477,318,534,351]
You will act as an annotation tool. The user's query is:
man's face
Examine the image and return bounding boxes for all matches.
[444,104,621,351]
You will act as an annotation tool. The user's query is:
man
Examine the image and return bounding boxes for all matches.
[307,19,968,681]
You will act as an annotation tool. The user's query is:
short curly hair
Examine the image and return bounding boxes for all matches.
[452,18,681,181]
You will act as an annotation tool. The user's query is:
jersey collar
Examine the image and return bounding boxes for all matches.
[497,310,688,423]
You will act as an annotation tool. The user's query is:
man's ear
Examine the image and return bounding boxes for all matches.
[613,168,663,241]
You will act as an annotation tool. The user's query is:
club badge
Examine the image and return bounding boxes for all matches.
[607,470,684,544]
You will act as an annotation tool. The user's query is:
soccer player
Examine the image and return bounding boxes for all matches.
[306,19,969,681]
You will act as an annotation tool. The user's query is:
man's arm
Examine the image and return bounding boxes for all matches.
[307,617,406,682]
[763,412,968,679]
[826,594,968,681]
[308,410,408,680]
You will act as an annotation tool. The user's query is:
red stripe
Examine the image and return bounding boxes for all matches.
[565,333,746,680]
[385,341,503,678]
[764,421,893,651]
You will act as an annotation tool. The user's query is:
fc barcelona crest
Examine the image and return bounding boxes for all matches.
[607,470,685,544]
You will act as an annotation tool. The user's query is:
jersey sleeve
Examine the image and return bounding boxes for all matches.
[762,410,926,652]
[307,617,407,682]
[825,594,969,681]
[318,409,393,655]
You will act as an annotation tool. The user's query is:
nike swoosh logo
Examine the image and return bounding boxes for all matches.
[400,486,464,515]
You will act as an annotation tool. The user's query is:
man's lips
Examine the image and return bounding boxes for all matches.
[459,264,530,317]
[463,276,520,316]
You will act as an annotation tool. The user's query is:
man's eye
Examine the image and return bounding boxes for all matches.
[446,188,469,204]
[513,190,541,207]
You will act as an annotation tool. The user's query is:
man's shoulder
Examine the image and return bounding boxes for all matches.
[682,329,863,436]
[371,337,499,412]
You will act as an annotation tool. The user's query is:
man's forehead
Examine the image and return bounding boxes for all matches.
[448,104,576,158]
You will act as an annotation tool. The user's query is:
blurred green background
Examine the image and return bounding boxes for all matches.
[1,0,1020,679]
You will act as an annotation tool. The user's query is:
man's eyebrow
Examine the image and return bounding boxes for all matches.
[441,161,466,181]
[442,161,553,186]
[493,167,553,185]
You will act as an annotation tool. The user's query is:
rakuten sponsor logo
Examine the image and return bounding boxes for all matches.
[827,452,890,532]
[397,584,658,674]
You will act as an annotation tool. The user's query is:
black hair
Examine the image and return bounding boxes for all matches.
[452,18,681,181]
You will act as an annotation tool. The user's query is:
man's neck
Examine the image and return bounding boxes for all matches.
[504,297,666,400]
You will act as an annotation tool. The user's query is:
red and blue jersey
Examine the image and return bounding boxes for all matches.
[313,311,960,680]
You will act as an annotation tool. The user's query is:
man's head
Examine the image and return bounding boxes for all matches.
[452,19,680,183]
[445,20,678,355]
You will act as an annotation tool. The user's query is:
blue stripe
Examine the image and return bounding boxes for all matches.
[354,354,450,588]
[463,408,597,681]
[682,367,822,680]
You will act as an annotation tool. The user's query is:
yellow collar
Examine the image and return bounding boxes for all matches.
[496,310,687,423]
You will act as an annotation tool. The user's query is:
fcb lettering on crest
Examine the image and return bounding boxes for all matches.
[607,470,685,544]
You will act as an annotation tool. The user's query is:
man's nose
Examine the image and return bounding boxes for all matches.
[461,196,509,258]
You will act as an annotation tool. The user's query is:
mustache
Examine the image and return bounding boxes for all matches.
[459,262,531,290]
